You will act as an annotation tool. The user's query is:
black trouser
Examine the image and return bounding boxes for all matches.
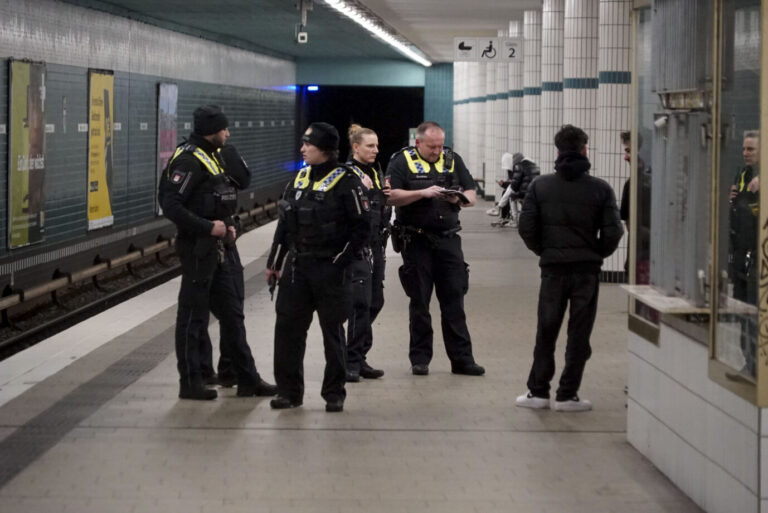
[398,234,474,367]
[346,244,386,372]
[527,270,599,401]
[175,238,263,388]
[273,255,350,403]
[199,326,234,378]
[732,249,757,375]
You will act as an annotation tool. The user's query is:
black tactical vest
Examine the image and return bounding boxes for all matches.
[396,147,460,232]
[279,165,351,256]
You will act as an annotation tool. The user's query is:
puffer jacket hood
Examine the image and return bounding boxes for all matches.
[554,151,591,181]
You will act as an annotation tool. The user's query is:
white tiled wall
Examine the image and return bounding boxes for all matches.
[628,326,762,513]
[523,10,542,165]
[540,0,565,175]
[495,62,509,185]
[484,64,498,187]
[596,0,631,274]
[508,20,524,162]
[563,0,599,158]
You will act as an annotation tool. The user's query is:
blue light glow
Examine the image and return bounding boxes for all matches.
[307,85,319,92]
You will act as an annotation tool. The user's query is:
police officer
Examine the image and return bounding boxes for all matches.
[344,125,390,382]
[387,121,485,377]
[198,144,254,388]
[159,105,276,400]
[266,122,370,412]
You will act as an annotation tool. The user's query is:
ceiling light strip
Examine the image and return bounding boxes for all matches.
[323,0,432,67]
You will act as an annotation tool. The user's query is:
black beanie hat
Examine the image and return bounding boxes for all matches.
[194,105,229,136]
[302,122,339,151]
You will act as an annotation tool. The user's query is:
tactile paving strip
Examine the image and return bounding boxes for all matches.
[0,254,269,489]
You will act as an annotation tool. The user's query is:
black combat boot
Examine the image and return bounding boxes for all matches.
[179,380,218,400]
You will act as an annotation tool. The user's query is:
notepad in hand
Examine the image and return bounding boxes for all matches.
[438,188,470,204]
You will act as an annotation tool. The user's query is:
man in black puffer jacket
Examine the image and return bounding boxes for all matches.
[516,125,623,412]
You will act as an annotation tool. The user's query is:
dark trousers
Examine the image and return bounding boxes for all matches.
[732,254,758,376]
[346,245,386,371]
[273,255,350,403]
[527,271,599,401]
[199,326,234,378]
[175,238,262,388]
[399,234,474,367]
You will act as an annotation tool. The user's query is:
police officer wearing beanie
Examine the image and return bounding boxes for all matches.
[387,121,485,377]
[198,143,257,387]
[266,122,370,412]
[159,104,276,400]
[344,124,390,382]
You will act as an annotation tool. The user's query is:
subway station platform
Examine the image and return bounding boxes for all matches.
[0,201,702,513]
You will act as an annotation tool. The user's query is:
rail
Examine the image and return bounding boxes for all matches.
[0,201,278,326]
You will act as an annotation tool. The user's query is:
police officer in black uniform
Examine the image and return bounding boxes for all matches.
[387,121,485,377]
[344,125,390,382]
[198,144,253,387]
[266,122,370,412]
[159,105,276,400]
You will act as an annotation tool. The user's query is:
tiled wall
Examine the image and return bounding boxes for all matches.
[508,21,524,174]
[484,63,498,187]
[0,0,295,263]
[596,0,632,275]
[540,0,565,175]
[523,10,543,165]
[494,63,509,186]
[425,63,455,147]
[628,327,761,513]
[563,0,600,161]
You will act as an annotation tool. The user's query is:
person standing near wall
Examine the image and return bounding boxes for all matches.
[387,121,485,377]
[516,125,623,411]
[266,122,370,412]
[344,125,390,382]
[729,130,760,376]
[159,105,276,400]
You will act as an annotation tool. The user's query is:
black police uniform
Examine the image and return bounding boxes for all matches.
[387,146,480,372]
[729,165,759,375]
[159,133,271,398]
[198,144,253,386]
[345,159,391,378]
[267,159,370,407]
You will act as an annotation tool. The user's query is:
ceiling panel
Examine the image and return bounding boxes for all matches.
[59,0,543,64]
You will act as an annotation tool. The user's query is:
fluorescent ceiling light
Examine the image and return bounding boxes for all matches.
[322,0,431,67]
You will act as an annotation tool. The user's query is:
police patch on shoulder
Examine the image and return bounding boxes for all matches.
[170,170,188,184]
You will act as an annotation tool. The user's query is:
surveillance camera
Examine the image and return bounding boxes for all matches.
[297,31,308,44]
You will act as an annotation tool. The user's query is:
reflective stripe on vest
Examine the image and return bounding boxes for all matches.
[349,164,382,189]
[294,166,348,191]
[403,147,454,174]
[169,144,224,176]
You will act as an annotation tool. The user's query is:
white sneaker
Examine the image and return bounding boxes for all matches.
[515,392,550,409]
[554,396,593,412]
[486,207,499,216]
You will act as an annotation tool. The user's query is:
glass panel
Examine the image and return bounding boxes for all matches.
[630,7,660,324]
[715,0,761,379]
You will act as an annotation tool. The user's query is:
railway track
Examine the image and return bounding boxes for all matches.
[0,203,277,361]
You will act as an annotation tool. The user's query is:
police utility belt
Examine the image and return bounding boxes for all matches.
[390,222,461,252]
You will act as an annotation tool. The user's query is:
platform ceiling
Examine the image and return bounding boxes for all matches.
[59,0,541,63]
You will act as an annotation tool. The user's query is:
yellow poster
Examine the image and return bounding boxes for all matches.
[87,70,114,230]
[8,60,47,248]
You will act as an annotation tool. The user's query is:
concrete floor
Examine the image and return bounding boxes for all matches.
[0,201,702,513]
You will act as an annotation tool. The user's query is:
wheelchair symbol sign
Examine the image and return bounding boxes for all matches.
[479,38,500,61]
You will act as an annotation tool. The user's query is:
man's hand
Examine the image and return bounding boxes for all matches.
[266,268,280,284]
[226,225,237,243]
[210,220,226,237]
[420,185,448,199]
[360,174,373,189]
[749,176,759,192]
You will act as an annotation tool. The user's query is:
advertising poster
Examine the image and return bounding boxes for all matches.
[8,60,47,249]
[156,83,178,214]
[87,70,115,230]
